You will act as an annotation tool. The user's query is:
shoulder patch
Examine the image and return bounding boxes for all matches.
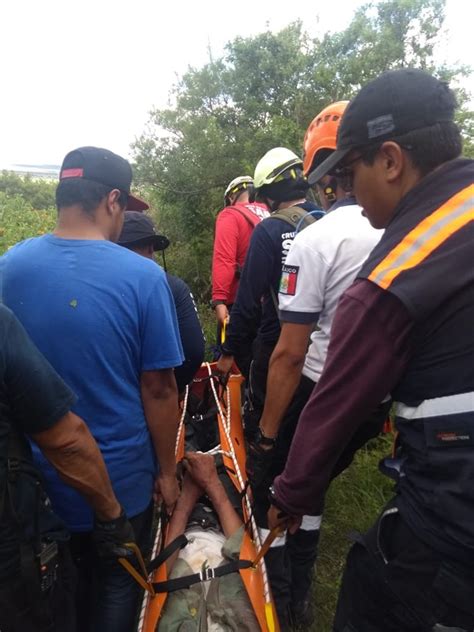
[279,264,299,296]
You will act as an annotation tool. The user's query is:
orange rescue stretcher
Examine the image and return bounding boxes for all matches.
[134,362,280,632]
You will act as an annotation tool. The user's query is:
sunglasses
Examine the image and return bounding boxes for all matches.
[331,148,379,192]
[332,142,414,192]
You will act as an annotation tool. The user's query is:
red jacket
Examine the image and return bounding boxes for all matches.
[212,202,269,305]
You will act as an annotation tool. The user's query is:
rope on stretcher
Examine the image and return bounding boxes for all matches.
[205,364,272,607]
[137,386,190,631]
[137,363,272,630]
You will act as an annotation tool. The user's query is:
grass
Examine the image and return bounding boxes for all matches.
[311,434,394,631]
[195,301,217,359]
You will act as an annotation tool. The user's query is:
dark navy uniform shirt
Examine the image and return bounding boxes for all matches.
[0,305,75,580]
[223,201,320,356]
[166,273,205,392]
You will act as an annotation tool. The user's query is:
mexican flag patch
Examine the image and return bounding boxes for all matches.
[279,264,299,296]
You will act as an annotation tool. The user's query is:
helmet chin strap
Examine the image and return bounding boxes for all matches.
[270,199,280,213]
[254,193,274,211]
[233,190,245,204]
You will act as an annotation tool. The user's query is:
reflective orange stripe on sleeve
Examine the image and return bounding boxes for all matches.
[369,184,474,290]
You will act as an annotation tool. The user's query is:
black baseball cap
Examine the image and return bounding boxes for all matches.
[59,146,149,211]
[118,211,170,251]
[308,69,456,184]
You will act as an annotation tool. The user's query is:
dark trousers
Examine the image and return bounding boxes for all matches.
[246,339,390,626]
[243,338,276,438]
[245,340,320,625]
[70,503,153,632]
[334,503,474,632]
[0,544,77,632]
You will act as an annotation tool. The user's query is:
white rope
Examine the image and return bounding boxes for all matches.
[137,369,273,629]
[137,386,189,631]
[206,363,271,604]
[175,385,189,454]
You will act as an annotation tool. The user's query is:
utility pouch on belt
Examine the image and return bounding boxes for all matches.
[1,427,68,607]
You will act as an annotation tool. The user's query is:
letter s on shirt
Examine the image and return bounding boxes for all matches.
[281,236,295,264]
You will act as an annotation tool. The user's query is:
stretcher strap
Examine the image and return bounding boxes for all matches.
[147,535,188,573]
[151,559,253,593]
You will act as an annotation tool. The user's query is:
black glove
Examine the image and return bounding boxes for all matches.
[246,437,276,491]
[92,508,136,560]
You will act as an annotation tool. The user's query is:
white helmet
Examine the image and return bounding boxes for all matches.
[253,148,302,190]
[224,176,253,205]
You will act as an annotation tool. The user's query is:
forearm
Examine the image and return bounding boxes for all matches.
[206,479,242,537]
[33,412,121,521]
[259,349,305,438]
[163,490,196,571]
[274,284,414,516]
[141,372,179,476]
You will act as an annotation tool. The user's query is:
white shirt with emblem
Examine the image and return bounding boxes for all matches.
[278,203,383,383]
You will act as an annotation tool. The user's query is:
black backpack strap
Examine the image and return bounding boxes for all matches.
[0,426,31,521]
[147,534,188,574]
[151,559,253,593]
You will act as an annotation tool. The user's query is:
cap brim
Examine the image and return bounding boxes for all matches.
[153,235,170,252]
[307,148,351,185]
[127,194,149,212]
[118,234,170,251]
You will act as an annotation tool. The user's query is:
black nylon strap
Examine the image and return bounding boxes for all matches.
[152,559,253,593]
[147,534,188,574]
[1,426,31,521]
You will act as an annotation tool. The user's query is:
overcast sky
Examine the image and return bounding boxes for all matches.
[0,0,471,167]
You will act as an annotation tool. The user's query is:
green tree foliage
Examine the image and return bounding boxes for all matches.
[0,171,56,210]
[133,0,472,301]
[0,173,56,255]
[0,192,56,255]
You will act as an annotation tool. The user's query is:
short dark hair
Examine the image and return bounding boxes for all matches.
[55,178,128,214]
[362,121,462,176]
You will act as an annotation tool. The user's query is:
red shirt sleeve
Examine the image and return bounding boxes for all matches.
[211,209,241,304]
[273,279,414,516]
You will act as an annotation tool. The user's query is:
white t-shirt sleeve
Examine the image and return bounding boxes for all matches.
[278,238,329,324]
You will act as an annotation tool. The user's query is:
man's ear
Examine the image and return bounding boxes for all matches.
[379,141,405,183]
[106,189,123,214]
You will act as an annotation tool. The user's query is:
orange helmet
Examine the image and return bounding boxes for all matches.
[303,101,349,177]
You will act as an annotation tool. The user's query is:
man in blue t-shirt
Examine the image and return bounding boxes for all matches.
[0,147,184,632]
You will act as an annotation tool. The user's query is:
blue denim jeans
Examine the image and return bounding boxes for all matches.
[70,503,153,632]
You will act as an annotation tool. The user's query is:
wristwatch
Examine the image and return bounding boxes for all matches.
[268,484,287,514]
[254,427,277,448]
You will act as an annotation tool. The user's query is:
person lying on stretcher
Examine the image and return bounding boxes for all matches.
[157,452,260,631]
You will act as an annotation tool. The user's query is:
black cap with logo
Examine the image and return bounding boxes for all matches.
[308,69,457,184]
[118,211,170,251]
[59,146,149,211]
